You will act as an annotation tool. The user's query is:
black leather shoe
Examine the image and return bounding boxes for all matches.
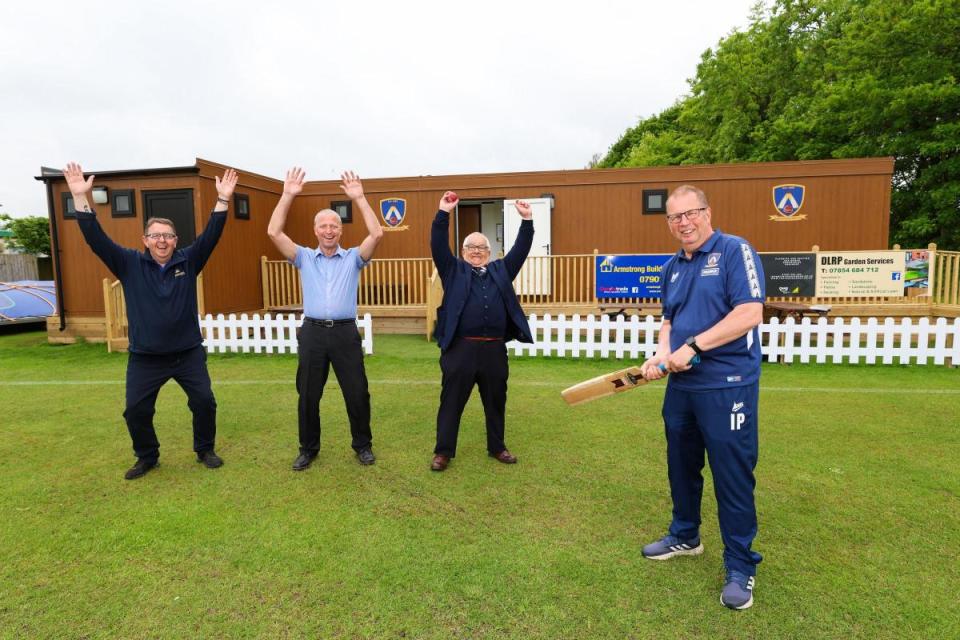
[356,447,376,465]
[197,450,224,469]
[124,459,157,480]
[292,453,317,471]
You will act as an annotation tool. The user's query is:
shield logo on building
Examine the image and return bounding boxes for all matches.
[772,184,805,216]
[379,198,407,228]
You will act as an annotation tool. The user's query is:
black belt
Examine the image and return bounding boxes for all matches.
[304,317,355,327]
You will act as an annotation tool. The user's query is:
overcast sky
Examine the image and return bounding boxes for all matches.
[0,0,759,217]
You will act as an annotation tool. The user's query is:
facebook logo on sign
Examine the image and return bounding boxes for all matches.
[891,272,902,281]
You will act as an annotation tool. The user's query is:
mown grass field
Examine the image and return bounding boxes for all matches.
[1,329,958,639]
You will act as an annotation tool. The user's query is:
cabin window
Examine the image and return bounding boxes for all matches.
[331,200,353,223]
[643,189,668,214]
[111,189,136,218]
[234,194,250,220]
[61,192,77,219]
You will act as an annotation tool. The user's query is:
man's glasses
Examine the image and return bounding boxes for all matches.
[463,244,490,252]
[665,207,707,224]
[144,232,177,241]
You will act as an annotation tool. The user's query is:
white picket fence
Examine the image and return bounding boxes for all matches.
[199,313,374,355]
[506,314,960,366]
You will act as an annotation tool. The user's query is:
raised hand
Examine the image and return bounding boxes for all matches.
[216,168,239,200]
[283,167,305,197]
[340,170,365,201]
[63,162,94,197]
[439,191,459,213]
[515,200,533,220]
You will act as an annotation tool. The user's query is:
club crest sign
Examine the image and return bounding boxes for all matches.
[770,184,807,222]
[379,198,409,231]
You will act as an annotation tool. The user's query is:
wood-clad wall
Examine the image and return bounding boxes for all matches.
[283,157,894,258]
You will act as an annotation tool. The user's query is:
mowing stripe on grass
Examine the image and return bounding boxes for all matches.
[2,379,959,395]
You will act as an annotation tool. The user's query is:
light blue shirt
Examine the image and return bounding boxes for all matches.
[292,245,368,320]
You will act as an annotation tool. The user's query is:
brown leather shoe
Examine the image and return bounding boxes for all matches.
[431,454,450,471]
[489,449,517,464]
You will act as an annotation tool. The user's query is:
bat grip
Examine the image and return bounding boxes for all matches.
[656,354,700,373]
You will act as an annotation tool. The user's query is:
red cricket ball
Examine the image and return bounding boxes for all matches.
[444,192,458,203]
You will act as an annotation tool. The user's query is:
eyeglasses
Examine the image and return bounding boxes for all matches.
[463,244,490,252]
[144,232,177,241]
[665,207,707,224]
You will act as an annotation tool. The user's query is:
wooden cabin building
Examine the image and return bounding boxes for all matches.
[37,156,895,342]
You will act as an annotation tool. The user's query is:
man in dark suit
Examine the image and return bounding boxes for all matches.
[429,191,534,471]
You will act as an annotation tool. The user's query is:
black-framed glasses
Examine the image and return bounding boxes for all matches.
[463,244,490,252]
[665,207,707,224]
[144,232,177,241]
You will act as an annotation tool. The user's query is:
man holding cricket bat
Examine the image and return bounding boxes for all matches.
[639,185,765,610]
[428,191,534,471]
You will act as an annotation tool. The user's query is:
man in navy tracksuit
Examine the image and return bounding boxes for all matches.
[429,191,534,471]
[640,185,765,610]
[63,162,237,480]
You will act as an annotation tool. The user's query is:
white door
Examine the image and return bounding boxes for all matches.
[503,197,552,295]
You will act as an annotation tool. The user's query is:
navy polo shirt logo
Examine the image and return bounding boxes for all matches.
[174,268,185,278]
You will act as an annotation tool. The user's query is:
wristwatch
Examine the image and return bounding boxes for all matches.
[685,335,703,355]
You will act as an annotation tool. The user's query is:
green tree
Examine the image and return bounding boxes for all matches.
[0,214,51,255]
[600,0,960,249]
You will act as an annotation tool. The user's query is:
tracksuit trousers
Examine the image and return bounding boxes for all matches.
[662,381,762,576]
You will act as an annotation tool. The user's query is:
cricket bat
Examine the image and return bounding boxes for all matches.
[561,357,699,407]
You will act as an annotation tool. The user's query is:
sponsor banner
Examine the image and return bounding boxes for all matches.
[904,250,929,289]
[596,254,672,299]
[760,253,816,297]
[815,251,906,297]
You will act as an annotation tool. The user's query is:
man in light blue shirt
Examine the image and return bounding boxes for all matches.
[268,167,384,470]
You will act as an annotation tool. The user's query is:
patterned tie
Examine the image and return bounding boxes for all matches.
[473,266,487,276]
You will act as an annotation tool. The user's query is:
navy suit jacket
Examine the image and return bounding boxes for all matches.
[431,210,534,351]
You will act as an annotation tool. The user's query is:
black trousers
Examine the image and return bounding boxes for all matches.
[123,345,217,463]
[296,321,372,455]
[435,338,509,457]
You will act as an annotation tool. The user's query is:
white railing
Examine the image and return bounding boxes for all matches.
[507,314,960,366]
[199,313,373,355]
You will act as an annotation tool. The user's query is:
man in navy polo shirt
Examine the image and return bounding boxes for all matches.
[640,185,765,610]
[64,161,237,480]
[267,167,384,470]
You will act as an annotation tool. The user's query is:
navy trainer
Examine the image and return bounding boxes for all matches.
[720,570,755,610]
[641,534,704,560]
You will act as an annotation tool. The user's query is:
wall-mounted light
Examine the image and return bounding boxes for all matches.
[92,186,109,205]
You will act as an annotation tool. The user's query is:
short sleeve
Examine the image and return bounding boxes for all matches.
[724,240,765,306]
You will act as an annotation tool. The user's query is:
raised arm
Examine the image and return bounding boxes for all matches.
[63,162,129,278]
[431,191,459,274]
[187,167,237,271]
[340,171,383,262]
[267,167,304,261]
[503,199,534,278]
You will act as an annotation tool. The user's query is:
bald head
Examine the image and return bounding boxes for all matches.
[461,232,492,267]
[314,209,342,227]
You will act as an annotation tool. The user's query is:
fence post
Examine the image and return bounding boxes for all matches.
[102,278,114,353]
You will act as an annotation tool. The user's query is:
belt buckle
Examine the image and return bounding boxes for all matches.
[322,319,335,328]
